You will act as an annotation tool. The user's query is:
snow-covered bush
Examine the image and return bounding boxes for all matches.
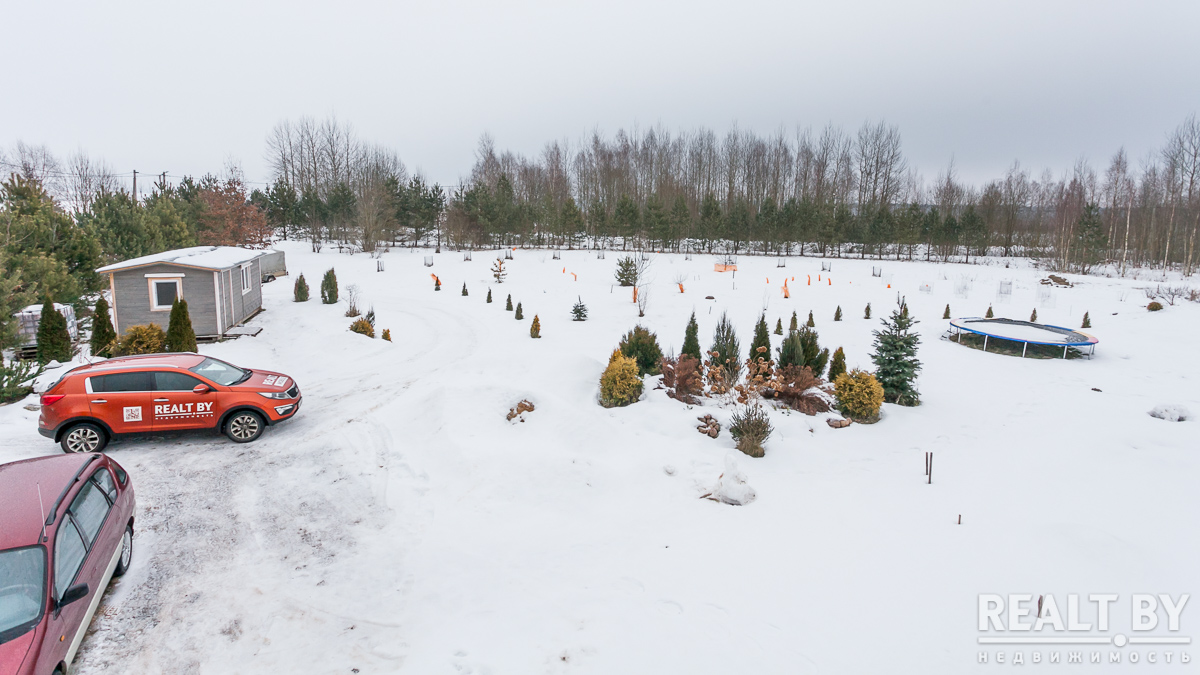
[619,325,663,376]
[599,350,642,408]
[729,402,773,457]
[1149,405,1191,422]
[834,368,884,423]
[703,455,756,506]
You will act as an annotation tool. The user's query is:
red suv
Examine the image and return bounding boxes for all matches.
[0,453,135,675]
[37,353,301,453]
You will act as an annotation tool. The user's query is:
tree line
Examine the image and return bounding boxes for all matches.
[441,116,1199,277]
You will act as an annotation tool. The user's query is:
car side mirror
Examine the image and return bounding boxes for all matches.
[193,384,212,394]
[58,582,89,608]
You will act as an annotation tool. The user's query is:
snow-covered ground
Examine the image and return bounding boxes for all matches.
[2,243,1197,673]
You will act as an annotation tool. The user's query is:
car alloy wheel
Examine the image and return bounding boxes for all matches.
[115,526,133,576]
[64,425,101,453]
[227,413,262,442]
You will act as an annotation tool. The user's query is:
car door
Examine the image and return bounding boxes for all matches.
[87,371,156,435]
[152,371,219,431]
[49,468,120,668]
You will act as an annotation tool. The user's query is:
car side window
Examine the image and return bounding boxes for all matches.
[69,478,112,549]
[154,371,205,391]
[92,371,156,393]
[53,520,87,600]
[93,467,118,502]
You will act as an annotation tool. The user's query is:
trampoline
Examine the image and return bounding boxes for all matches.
[948,317,1097,359]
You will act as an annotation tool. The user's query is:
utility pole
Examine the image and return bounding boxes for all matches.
[132,170,138,204]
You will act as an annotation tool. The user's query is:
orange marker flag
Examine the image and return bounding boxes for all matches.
[562,267,566,273]
[828,278,831,285]
[766,277,769,284]
[887,284,891,288]
[807,275,811,286]
[678,283,685,293]
[818,274,821,281]
[571,273,577,281]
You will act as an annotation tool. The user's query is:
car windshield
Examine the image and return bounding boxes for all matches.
[0,546,45,644]
[188,357,251,386]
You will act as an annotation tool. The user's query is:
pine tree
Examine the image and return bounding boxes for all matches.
[1030,308,1037,322]
[382,328,392,341]
[776,325,827,376]
[834,306,843,321]
[530,315,541,338]
[709,312,742,382]
[506,294,513,311]
[943,304,951,319]
[321,268,338,304]
[36,300,71,364]
[789,310,799,332]
[90,297,117,358]
[871,301,922,406]
[864,303,872,320]
[774,318,783,335]
[806,310,815,327]
[515,302,524,319]
[293,273,309,302]
[571,296,588,321]
[986,305,994,318]
[1081,311,1091,328]
[828,346,847,381]
[165,298,198,353]
[462,283,468,296]
[750,314,771,362]
[491,259,506,283]
[487,288,493,303]
[681,311,701,360]
[614,255,638,286]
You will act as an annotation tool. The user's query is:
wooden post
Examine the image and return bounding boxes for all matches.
[928,452,932,484]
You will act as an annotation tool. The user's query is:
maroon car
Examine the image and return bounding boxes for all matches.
[0,453,135,675]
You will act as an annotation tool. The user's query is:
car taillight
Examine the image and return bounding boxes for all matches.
[40,394,66,405]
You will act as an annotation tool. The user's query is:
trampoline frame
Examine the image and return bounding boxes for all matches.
[948,317,1097,359]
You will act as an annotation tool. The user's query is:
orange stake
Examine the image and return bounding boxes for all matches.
[562,267,566,273]
[807,275,811,285]
[678,283,685,293]
[828,278,831,285]
[633,287,638,303]
[571,273,577,281]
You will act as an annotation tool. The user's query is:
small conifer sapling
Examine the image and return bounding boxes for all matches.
[486,288,493,303]
[828,346,847,381]
[834,306,843,321]
[515,302,524,320]
[571,297,588,321]
[864,303,872,320]
[681,311,701,360]
[1030,308,1038,322]
[382,329,392,341]
[789,311,799,332]
[36,300,72,364]
[774,318,783,335]
[530,315,541,338]
[986,305,994,318]
[506,294,513,311]
[462,283,468,296]
[294,273,309,302]
[943,304,951,320]
[165,298,198,353]
[806,310,815,327]
[1081,312,1091,328]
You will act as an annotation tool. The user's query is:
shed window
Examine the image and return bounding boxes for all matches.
[151,278,182,310]
[240,265,251,294]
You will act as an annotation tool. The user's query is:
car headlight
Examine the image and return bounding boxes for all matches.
[259,391,291,399]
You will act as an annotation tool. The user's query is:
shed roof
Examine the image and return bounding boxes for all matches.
[96,246,269,274]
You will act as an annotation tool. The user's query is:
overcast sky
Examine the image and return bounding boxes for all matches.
[3,0,1197,191]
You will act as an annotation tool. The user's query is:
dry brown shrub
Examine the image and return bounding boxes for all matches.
[772,365,832,414]
[665,354,704,404]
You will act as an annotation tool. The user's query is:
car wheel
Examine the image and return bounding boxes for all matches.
[114,525,133,577]
[61,422,108,454]
[225,411,265,443]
